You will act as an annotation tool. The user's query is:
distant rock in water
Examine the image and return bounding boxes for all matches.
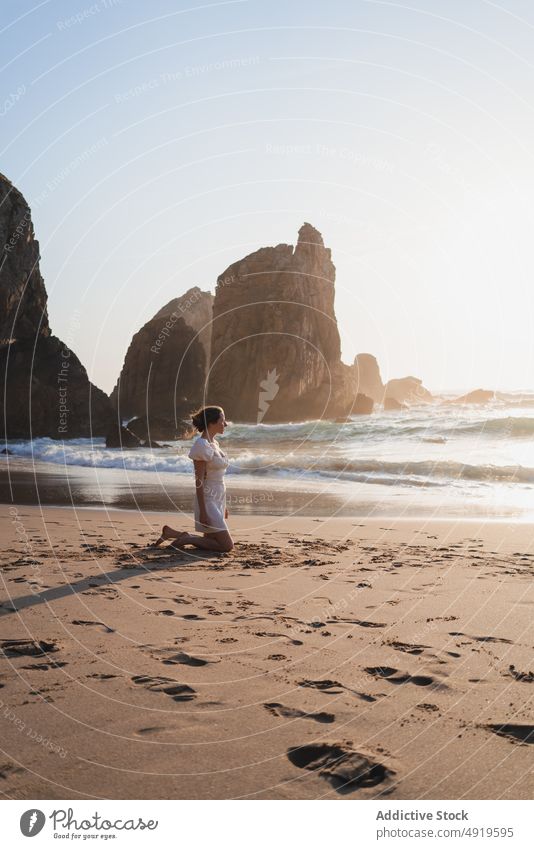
[105,424,143,448]
[208,223,356,422]
[0,173,112,439]
[383,396,405,411]
[353,354,385,403]
[110,287,212,431]
[384,376,432,406]
[353,393,374,415]
[450,389,495,405]
[126,415,192,442]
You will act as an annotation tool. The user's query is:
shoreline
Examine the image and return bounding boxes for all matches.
[6,499,534,525]
[1,505,533,799]
[2,462,533,521]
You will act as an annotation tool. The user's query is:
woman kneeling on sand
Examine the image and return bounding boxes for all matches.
[151,406,234,553]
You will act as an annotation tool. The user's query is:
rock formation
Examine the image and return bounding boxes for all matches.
[152,286,213,369]
[207,223,356,422]
[353,393,374,414]
[0,173,112,439]
[110,287,212,428]
[450,389,495,405]
[0,175,48,344]
[383,396,405,411]
[105,423,143,448]
[352,353,385,403]
[384,376,433,406]
[125,415,192,442]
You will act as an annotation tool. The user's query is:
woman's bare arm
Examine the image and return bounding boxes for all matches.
[193,460,209,524]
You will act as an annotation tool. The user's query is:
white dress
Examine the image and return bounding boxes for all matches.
[188,436,229,534]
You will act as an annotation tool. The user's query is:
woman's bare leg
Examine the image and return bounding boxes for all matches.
[150,525,186,547]
[170,530,233,553]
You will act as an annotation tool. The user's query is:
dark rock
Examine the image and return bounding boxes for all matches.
[0,335,113,439]
[105,424,142,448]
[0,173,113,439]
[384,396,405,411]
[110,287,212,422]
[152,287,213,370]
[353,354,384,403]
[450,388,495,405]
[0,173,49,343]
[208,223,352,422]
[384,376,432,406]
[126,415,192,442]
[353,393,374,415]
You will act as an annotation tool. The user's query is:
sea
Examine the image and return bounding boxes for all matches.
[3,394,534,519]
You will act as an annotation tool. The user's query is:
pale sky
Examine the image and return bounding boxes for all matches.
[3,0,534,394]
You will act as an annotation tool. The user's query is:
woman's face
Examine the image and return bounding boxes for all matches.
[214,410,228,435]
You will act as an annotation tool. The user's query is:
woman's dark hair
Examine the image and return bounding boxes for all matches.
[191,405,224,433]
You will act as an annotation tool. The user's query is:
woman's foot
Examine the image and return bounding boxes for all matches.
[149,526,185,548]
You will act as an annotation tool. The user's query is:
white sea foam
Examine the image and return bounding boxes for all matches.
[4,403,534,496]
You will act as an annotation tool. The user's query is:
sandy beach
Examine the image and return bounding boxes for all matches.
[0,504,532,800]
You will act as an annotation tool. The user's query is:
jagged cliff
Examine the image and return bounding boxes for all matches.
[0,173,112,439]
[110,287,213,424]
[207,223,355,422]
[0,175,49,344]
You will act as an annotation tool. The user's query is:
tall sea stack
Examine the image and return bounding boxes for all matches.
[0,173,112,439]
[207,223,353,422]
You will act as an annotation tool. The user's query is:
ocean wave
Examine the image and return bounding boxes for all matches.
[453,416,534,437]
[229,452,534,485]
[228,412,534,442]
[3,437,193,474]
[4,435,534,488]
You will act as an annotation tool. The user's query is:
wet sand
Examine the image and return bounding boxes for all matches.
[0,461,351,516]
[0,505,533,799]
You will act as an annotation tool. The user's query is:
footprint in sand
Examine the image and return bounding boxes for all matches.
[131,675,196,702]
[387,640,428,656]
[134,726,172,736]
[365,667,437,687]
[328,619,386,628]
[151,649,219,667]
[264,703,335,723]
[0,639,59,658]
[287,743,393,793]
[0,762,25,779]
[71,620,115,633]
[298,679,344,693]
[255,631,303,646]
[87,673,119,680]
[485,724,534,745]
[449,631,513,645]
[298,679,380,702]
